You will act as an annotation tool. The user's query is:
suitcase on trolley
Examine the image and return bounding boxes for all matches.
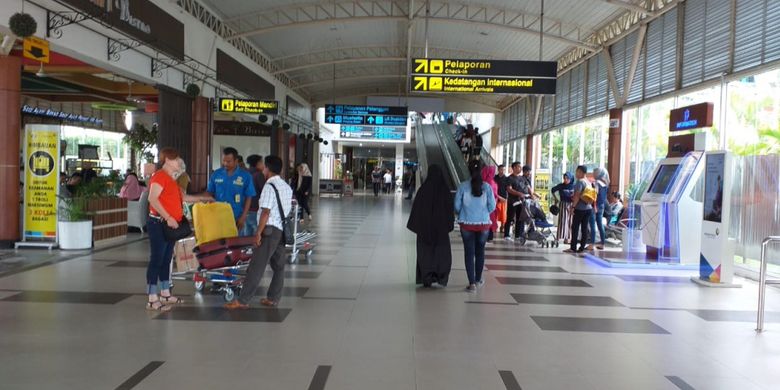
[194,236,255,255]
[192,202,238,245]
[197,248,252,270]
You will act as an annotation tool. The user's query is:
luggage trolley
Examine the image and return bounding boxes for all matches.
[288,200,317,264]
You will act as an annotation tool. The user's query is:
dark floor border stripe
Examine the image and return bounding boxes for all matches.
[1,237,149,279]
[465,301,520,306]
[666,376,696,390]
[302,296,357,301]
[307,365,332,390]
[115,361,164,390]
[498,370,523,390]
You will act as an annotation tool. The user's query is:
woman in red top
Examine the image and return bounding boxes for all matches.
[146,148,211,311]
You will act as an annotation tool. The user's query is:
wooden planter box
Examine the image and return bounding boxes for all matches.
[86,197,128,244]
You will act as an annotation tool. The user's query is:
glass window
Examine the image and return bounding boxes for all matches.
[726,69,780,156]
[625,97,676,187]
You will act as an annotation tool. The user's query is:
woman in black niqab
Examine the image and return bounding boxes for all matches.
[407,164,454,287]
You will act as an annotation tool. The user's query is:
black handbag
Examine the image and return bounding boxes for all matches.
[269,183,294,245]
[163,218,192,242]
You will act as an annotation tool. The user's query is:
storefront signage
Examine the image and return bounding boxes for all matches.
[669,102,714,132]
[411,58,557,94]
[22,125,60,241]
[218,98,279,115]
[59,0,185,60]
[23,36,50,63]
[22,105,104,125]
[213,120,272,137]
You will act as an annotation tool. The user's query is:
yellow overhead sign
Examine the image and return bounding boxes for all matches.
[410,58,557,95]
[217,98,279,115]
[23,36,50,64]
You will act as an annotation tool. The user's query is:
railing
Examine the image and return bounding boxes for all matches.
[756,236,780,332]
[413,116,430,183]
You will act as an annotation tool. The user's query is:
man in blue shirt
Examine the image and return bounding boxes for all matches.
[207,147,256,235]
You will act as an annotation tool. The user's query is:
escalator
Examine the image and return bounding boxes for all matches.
[414,116,469,191]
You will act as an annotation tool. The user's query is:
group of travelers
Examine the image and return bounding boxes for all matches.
[549,167,622,253]
[407,160,497,292]
[455,124,484,161]
[144,146,311,312]
[408,159,626,292]
[370,166,395,196]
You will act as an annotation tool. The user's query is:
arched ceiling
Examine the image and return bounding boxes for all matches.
[200,0,657,108]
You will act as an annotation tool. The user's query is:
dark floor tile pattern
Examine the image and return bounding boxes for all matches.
[1,290,132,305]
[154,306,291,322]
[685,309,780,323]
[485,247,536,253]
[498,370,523,390]
[486,264,567,273]
[485,255,550,262]
[531,316,670,334]
[496,277,592,287]
[465,301,519,306]
[307,365,332,390]
[107,260,148,267]
[666,376,696,390]
[615,275,692,283]
[114,361,164,390]
[511,293,624,307]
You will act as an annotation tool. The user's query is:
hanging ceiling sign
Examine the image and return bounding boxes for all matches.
[59,0,185,60]
[326,104,410,143]
[23,37,50,64]
[217,98,279,115]
[669,102,714,132]
[410,58,557,95]
[213,121,272,137]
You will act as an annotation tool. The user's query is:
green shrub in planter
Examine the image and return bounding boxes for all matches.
[9,13,37,38]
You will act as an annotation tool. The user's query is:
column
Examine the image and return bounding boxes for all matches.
[190,97,211,192]
[607,108,623,193]
[0,55,21,246]
[525,134,535,168]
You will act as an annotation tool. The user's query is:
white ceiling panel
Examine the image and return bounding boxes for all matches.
[197,0,650,105]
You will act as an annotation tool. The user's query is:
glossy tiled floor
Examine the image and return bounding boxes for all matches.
[2,193,780,389]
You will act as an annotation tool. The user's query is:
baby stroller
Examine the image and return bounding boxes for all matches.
[516,199,557,247]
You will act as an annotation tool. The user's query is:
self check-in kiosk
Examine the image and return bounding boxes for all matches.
[638,150,705,265]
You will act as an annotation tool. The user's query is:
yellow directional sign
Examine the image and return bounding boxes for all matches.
[409,57,558,95]
[217,98,278,115]
[23,37,50,64]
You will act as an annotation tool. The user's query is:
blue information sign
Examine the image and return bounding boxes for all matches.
[325,104,408,126]
[339,125,407,141]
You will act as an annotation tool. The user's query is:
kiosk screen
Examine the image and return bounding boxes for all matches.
[648,164,679,194]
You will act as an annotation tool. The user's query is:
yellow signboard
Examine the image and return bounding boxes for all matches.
[23,125,60,240]
[410,58,557,94]
[23,36,50,64]
[217,98,278,115]
[534,170,552,214]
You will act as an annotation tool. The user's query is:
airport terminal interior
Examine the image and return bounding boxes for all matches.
[2,0,780,389]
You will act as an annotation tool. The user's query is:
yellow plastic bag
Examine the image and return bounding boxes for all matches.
[192,202,237,245]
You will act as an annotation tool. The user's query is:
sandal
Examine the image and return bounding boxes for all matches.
[146,300,172,312]
[160,295,183,305]
[260,298,278,307]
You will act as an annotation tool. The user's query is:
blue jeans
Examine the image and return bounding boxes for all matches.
[589,206,606,245]
[146,218,174,295]
[461,229,489,285]
[241,211,259,237]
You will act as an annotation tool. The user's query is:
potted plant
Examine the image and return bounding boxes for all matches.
[123,123,158,174]
[58,196,92,250]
